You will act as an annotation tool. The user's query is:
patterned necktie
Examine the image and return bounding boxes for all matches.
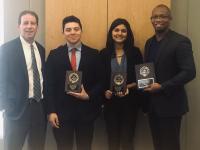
[30,44,41,101]
[71,48,77,71]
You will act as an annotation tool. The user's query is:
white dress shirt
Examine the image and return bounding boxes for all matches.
[20,36,43,99]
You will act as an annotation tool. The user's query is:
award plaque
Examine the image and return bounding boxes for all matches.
[65,71,82,92]
[135,63,156,89]
[110,72,127,94]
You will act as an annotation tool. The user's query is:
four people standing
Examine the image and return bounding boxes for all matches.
[0,4,196,150]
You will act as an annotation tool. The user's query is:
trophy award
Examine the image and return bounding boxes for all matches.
[110,72,127,94]
[65,71,82,92]
[135,63,156,89]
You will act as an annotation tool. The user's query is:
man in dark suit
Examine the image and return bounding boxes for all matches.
[0,10,46,150]
[46,15,103,150]
[143,4,196,150]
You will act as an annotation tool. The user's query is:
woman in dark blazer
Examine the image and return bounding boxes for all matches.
[100,18,143,150]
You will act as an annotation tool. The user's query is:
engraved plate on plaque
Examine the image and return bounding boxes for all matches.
[135,63,156,89]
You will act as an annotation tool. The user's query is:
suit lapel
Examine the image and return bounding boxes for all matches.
[35,42,46,78]
[78,45,87,71]
[144,39,152,62]
[64,45,72,70]
[35,42,44,64]
[16,38,29,82]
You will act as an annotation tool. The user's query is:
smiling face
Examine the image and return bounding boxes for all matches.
[63,22,82,45]
[112,24,127,44]
[151,6,171,34]
[18,13,38,43]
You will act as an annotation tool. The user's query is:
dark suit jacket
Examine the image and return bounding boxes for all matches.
[100,47,143,103]
[45,44,103,121]
[0,37,45,120]
[144,30,196,117]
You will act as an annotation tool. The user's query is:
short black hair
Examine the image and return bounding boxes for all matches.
[106,18,135,51]
[62,15,82,32]
[153,4,172,19]
[18,10,39,25]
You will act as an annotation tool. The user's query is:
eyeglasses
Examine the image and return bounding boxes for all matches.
[151,15,170,20]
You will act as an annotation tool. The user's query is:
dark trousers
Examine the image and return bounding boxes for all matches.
[3,100,47,150]
[149,115,182,150]
[104,98,139,150]
[53,119,94,150]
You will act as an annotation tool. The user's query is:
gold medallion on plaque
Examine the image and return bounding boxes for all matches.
[65,71,82,92]
[111,72,126,93]
[69,72,79,84]
[113,74,124,86]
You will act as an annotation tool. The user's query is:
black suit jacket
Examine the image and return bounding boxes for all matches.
[46,44,103,121]
[144,30,196,117]
[0,37,45,119]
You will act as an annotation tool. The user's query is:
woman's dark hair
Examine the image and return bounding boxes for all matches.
[106,18,135,52]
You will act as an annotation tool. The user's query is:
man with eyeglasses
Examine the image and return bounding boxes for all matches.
[143,4,196,150]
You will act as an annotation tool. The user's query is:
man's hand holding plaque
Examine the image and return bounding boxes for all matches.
[67,85,89,100]
[65,71,89,100]
[135,63,156,89]
[143,82,162,93]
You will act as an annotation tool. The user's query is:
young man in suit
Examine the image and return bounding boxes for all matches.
[0,10,46,150]
[143,4,196,150]
[46,15,103,150]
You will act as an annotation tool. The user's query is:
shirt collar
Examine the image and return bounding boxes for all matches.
[67,42,82,52]
[20,36,36,48]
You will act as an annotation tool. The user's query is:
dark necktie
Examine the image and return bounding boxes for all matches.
[71,48,77,71]
[30,44,41,101]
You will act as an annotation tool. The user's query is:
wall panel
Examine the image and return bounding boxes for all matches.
[30,0,45,45]
[45,0,107,53]
[108,0,170,52]
[4,0,29,42]
[46,0,170,54]
[186,0,200,150]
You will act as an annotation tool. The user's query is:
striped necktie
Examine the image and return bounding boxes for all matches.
[30,44,41,101]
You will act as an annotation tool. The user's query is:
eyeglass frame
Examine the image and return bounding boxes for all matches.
[150,15,171,20]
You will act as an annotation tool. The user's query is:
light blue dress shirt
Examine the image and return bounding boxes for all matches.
[68,44,82,70]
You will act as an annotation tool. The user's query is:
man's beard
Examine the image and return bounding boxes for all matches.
[155,27,168,34]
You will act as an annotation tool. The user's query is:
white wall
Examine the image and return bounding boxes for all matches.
[4,0,44,45]
[186,0,200,149]
[171,0,200,150]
